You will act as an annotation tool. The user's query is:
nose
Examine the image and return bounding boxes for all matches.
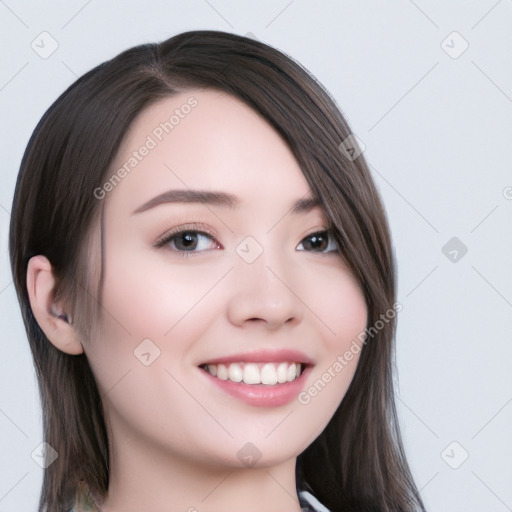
[226,249,304,330]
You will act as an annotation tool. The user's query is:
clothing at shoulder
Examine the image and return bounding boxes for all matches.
[299,490,332,512]
[70,483,330,512]
[70,480,101,512]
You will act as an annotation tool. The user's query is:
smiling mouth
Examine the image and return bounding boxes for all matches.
[199,362,305,386]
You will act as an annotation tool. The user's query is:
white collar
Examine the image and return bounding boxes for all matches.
[299,490,332,512]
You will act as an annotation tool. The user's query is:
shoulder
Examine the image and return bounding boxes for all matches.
[298,490,332,512]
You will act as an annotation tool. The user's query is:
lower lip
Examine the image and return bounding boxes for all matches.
[199,366,312,407]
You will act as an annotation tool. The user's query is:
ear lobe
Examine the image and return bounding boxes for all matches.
[26,255,84,355]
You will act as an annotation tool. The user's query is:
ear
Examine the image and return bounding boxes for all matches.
[26,255,84,355]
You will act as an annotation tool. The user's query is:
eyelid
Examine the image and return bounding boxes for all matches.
[301,225,333,240]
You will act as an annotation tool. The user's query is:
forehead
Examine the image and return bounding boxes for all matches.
[104,89,313,215]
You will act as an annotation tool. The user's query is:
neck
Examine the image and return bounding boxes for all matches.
[99,430,303,512]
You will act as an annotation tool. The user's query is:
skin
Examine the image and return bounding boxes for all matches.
[27,89,368,512]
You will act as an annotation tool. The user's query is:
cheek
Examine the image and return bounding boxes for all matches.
[86,246,232,402]
[292,265,367,435]
[324,279,367,344]
[328,270,367,378]
[82,257,222,448]
[300,259,368,353]
[98,246,229,343]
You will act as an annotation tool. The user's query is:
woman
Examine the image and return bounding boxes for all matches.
[9,30,426,512]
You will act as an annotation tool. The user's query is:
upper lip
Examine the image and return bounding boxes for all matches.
[199,349,314,366]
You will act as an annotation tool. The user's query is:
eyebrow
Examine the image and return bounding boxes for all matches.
[131,189,322,215]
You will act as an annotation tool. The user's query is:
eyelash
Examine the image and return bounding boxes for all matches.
[153,223,340,257]
[153,222,218,254]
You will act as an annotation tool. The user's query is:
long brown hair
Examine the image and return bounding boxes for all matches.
[9,30,426,512]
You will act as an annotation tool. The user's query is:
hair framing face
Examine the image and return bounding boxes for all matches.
[9,30,425,512]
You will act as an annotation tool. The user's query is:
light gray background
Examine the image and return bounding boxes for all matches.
[1,1,511,511]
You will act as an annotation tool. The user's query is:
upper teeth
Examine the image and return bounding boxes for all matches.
[203,362,302,385]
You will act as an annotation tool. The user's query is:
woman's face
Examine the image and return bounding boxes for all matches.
[85,89,367,468]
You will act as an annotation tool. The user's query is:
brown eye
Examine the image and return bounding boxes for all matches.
[173,232,202,251]
[155,230,220,252]
[297,231,339,253]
